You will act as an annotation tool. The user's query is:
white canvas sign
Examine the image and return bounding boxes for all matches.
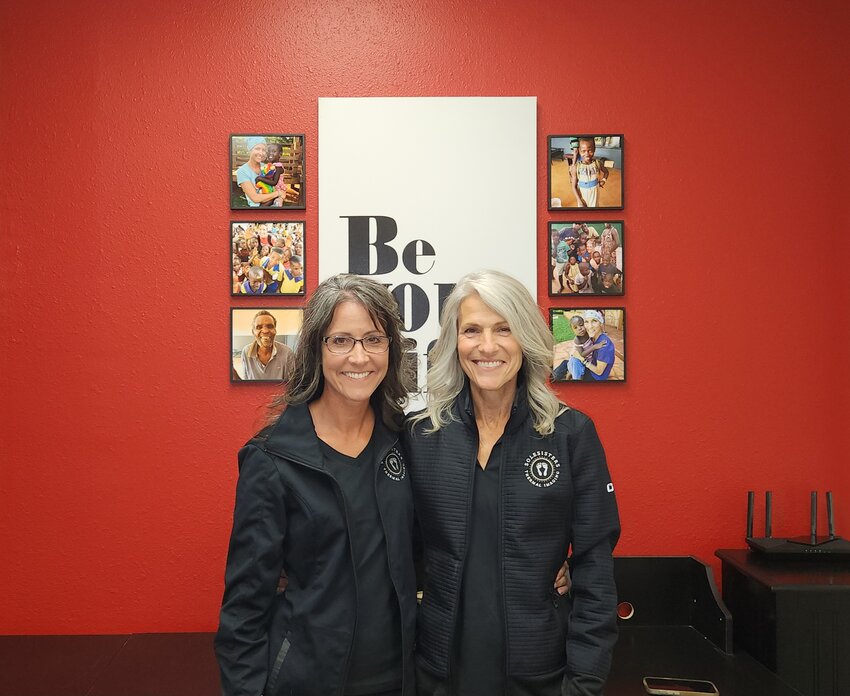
[318,97,536,394]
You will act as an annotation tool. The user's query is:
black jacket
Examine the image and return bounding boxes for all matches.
[214,403,418,696]
[405,388,620,696]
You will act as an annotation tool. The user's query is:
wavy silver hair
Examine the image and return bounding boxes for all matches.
[414,269,565,435]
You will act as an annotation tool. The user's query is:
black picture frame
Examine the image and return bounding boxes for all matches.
[230,134,305,210]
[548,134,624,211]
[549,308,626,383]
[230,221,306,296]
[231,308,304,383]
[546,221,624,297]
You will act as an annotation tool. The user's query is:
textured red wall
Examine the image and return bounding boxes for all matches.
[1,0,848,633]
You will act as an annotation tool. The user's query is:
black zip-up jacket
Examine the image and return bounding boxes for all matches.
[214,404,418,696]
[405,387,620,696]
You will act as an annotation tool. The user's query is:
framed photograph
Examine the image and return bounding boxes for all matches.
[550,308,626,382]
[231,308,303,383]
[231,221,305,296]
[548,134,623,210]
[230,134,305,209]
[547,221,623,296]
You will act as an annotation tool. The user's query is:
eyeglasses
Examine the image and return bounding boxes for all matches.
[322,335,392,354]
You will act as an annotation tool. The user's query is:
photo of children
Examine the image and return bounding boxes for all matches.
[231,222,305,295]
[230,135,305,209]
[550,308,625,382]
[549,221,623,296]
[231,308,303,383]
[549,135,623,210]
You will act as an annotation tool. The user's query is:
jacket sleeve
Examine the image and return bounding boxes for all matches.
[563,417,620,693]
[214,444,287,696]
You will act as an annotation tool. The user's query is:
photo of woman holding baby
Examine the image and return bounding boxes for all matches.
[230,134,305,209]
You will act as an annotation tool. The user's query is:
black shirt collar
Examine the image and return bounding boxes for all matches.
[456,372,530,436]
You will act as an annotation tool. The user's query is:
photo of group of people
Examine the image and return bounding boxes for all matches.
[231,222,305,296]
[549,135,623,210]
[231,308,303,382]
[230,134,305,209]
[549,221,623,296]
[550,308,625,382]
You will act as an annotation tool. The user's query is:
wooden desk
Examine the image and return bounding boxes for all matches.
[609,556,802,695]
[0,633,219,696]
[0,556,810,696]
[0,628,800,696]
[716,548,850,696]
[0,634,127,696]
[609,625,803,695]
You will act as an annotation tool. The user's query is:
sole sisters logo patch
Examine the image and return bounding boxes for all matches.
[383,447,406,481]
[524,450,560,487]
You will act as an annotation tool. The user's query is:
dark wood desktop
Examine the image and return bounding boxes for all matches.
[607,556,802,695]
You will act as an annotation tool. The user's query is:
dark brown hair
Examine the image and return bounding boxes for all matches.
[267,274,416,429]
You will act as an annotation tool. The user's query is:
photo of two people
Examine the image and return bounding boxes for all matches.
[230,134,305,209]
[550,308,625,382]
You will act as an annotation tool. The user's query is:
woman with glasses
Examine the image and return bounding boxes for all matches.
[215,274,418,696]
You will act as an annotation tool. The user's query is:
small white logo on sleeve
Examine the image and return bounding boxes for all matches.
[606,482,615,493]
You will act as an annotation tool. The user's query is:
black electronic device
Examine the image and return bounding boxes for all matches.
[745,490,850,559]
[643,676,718,695]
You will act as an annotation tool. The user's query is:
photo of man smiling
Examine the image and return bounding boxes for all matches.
[231,309,302,382]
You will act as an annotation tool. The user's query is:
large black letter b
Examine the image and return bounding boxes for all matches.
[343,216,399,274]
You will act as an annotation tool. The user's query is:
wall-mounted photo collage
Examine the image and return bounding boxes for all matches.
[229,135,306,383]
[547,133,627,383]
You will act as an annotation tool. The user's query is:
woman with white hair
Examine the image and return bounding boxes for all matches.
[407,270,620,696]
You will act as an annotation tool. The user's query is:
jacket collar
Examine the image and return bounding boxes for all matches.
[456,373,531,436]
[263,402,397,469]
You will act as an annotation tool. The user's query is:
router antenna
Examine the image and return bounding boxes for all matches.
[747,491,754,537]
[827,491,835,538]
[765,491,772,538]
[810,491,818,544]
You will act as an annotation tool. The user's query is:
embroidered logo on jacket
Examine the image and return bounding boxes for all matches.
[524,450,560,487]
[382,447,406,481]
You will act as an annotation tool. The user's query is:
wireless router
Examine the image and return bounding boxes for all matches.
[746,490,850,559]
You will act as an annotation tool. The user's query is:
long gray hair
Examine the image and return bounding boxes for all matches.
[268,274,415,429]
[413,270,564,435]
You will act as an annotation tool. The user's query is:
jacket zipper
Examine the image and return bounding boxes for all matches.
[329,471,359,696]
[372,439,408,695]
[266,632,291,694]
[497,438,510,688]
[263,446,361,696]
[445,435,478,685]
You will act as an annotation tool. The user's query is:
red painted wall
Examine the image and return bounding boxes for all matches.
[1,0,848,633]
